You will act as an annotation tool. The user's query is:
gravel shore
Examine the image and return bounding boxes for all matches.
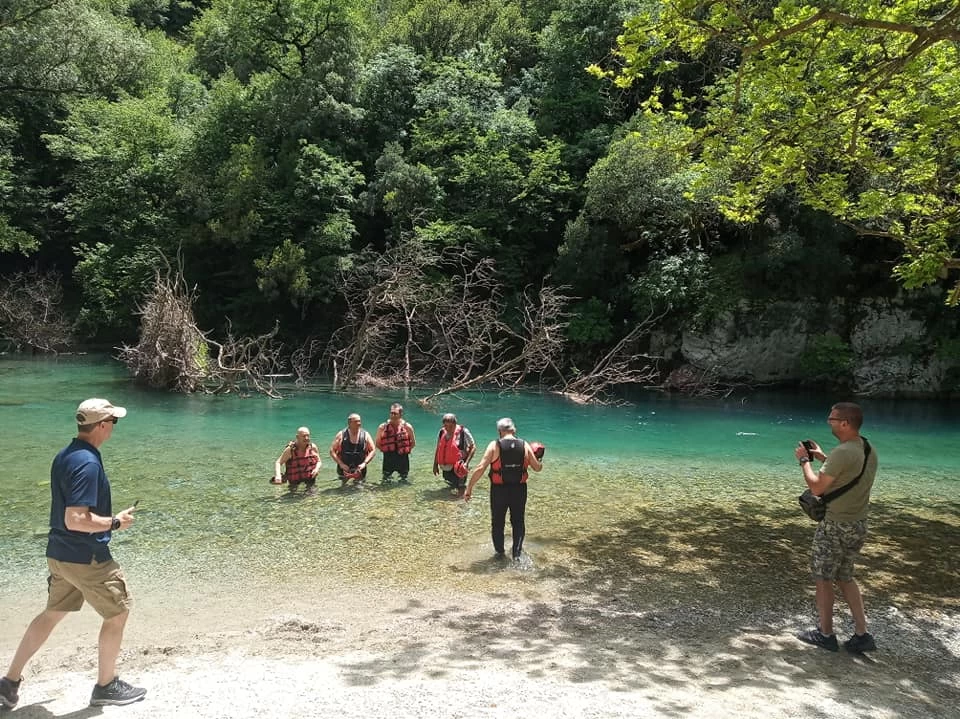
[2,570,958,719]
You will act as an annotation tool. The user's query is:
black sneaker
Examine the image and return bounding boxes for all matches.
[0,676,21,709]
[90,677,147,706]
[844,632,877,653]
[796,628,839,652]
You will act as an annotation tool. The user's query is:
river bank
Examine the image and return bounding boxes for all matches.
[2,559,958,719]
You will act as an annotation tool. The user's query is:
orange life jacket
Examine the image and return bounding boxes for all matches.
[284,442,319,483]
[378,422,413,454]
[489,437,527,485]
[435,425,466,466]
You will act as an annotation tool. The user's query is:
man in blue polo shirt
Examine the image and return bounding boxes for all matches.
[0,399,146,710]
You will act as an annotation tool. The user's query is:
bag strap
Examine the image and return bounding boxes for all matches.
[821,438,871,504]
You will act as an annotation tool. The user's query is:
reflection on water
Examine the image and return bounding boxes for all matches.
[1,356,958,609]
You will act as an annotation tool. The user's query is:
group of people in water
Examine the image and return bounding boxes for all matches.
[270,404,546,559]
[271,404,464,494]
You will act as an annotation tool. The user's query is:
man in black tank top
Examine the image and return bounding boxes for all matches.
[330,413,376,487]
[464,417,543,559]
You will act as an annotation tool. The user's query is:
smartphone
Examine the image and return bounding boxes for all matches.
[801,440,815,458]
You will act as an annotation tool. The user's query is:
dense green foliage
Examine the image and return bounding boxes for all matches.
[610,0,960,304]
[1,0,958,373]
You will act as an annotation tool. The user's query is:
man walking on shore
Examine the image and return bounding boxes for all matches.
[795,401,879,653]
[1,398,146,710]
[465,418,543,559]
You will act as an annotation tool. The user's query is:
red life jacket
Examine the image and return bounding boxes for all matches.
[378,422,413,454]
[284,442,319,483]
[489,437,528,485]
[435,425,466,466]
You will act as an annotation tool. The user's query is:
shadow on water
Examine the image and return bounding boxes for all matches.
[417,487,462,502]
[331,500,960,717]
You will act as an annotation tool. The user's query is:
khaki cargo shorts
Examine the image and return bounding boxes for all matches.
[810,518,868,582]
[46,557,133,619]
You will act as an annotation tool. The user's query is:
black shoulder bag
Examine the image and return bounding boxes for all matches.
[798,438,871,522]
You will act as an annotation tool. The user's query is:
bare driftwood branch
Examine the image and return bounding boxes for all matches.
[662,364,749,399]
[559,307,665,405]
[207,321,284,399]
[117,263,209,392]
[323,234,576,402]
[417,280,567,403]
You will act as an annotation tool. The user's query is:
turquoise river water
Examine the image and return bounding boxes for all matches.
[1,355,958,610]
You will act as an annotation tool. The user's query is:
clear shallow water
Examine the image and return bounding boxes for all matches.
[1,355,958,605]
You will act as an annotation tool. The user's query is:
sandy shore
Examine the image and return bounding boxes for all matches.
[2,565,958,719]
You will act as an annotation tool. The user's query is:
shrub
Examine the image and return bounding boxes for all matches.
[799,334,853,386]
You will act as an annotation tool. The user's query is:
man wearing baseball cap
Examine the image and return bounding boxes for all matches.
[0,399,146,710]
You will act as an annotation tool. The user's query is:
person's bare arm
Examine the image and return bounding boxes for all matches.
[795,443,835,495]
[464,441,497,501]
[274,446,292,482]
[330,435,345,470]
[406,422,416,450]
[310,443,322,477]
[525,443,543,472]
[64,505,135,532]
[360,433,377,469]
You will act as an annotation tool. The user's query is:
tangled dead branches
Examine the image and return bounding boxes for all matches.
[207,321,283,397]
[118,269,208,392]
[559,308,664,405]
[322,237,574,404]
[119,264,284,397]
[0,268,73,353]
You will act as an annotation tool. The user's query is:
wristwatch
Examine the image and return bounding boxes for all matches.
[799,457,812,465]
[111,516,121,531]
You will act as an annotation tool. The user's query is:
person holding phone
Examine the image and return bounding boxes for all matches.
[793,402,879,654]
[0,399,146,710]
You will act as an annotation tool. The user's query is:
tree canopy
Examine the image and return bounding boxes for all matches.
[1,0,958,389]
[608,0,960,304]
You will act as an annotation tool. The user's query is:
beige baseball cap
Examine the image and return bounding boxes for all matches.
[76,398,127,425]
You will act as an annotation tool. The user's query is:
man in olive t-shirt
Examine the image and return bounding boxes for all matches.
[793,402,879,654]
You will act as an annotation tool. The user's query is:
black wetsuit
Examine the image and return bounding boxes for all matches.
[489,437,527,558]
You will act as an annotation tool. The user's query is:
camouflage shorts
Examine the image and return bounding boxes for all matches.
[811,518,868,582]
